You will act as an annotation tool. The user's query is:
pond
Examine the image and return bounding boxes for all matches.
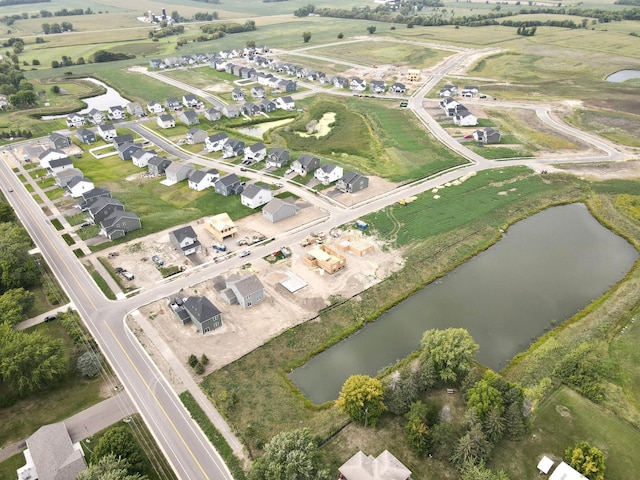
[605,70,640,82]
[236,118,294,139]
[42,78,131,120]
[289,204,638,404]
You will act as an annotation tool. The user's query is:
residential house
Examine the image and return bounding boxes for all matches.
[259,99,277,113]
[439,98,459,115]
[250,85,265,99]
[157,114,175,129]
[369,80,386,93]
[333,76,349,89]
[86,108,105,125]
[205,132,228,152]
[178,110,200,126]
[406,69,421,82]
[147,156,172,176]
[100,211,141,240]
[65,113,85,128]
[131,149,156,168]
[117,142,141,161]
[265,148,290,168]
[169,225,200,255]
[275,96,295,111]
[461,85,479,97]
[181,54,195,65]
[314,163,343,185]
[256,72,275,86]
[185,128,207,145]
[350,78,367,91]
[221,274,265,308]
[443,84,458,95]
[147,101,165,114]
[204,213,238,242]
[338,450,411,480]
[222,139,245,159]
[149,59,163,69]
[107,105,125,120]
[87,197,124,224]
[165,162,195,184]
[188,168,219,191]
[389,82,407,94]
[222,105,240,118]
[231,88,246,101]
[112,134,134,147]
[47,157,74,175]
[204,107,221,121]
[97,123,116,141]
[337,171,369,193]
[302,244,346,274]
[214,173,243,196]
[126,101,144,117]
[241,67,257,80]
[54,168,83,188]
[262,197,297,223]
[473,127,501,144]
[211,58,227,71]
[240,184,272,209]
[548,462,586,480]
[241,101,261,116]
[165,98,182,111]
[183,296,223,334]
[277,79,297,93]
[38,149,67,169]
[453,109,477,126]
[78,188,111,210]
[75,128,96,144]
[291,154,320,176]
[243,142,267,163]
[164,56,181,68]
[66,177,94,198]
[182,94,202,109]
[49,132,71,150]
[16,422,87,480]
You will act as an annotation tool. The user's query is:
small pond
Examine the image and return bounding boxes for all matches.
[289,204,638,404]
[236,118,294,139]
[42,78,131,120]
[605,70,640,82]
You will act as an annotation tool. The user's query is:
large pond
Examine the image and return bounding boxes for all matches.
[289,204,638,404]
[42,78,131,120]
[605,70,640,82]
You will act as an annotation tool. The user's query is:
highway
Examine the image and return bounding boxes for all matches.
[0,39,629,480]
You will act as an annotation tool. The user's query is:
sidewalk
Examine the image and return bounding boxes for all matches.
[0,393,136,463]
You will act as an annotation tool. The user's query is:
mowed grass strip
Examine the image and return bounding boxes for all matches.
[489,386,640,479]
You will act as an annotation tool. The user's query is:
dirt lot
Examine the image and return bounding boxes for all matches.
[125,226,403,379]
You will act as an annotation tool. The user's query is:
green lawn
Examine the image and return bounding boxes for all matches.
[489,386,640,479]
[0,454,24,479]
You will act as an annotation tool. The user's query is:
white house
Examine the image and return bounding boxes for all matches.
[205,132,228,152]
[243,142,267,163]
[131,149,157,168]
[97,124,116,141]
[188,168,219,191]
[350,78,367,91]
[314,163,343,185]
[157,114,175,129]
[453,110,478,126]
[38,149,67,169]
[240,184,273,209]
[67,176,95,198]
[169,226,201,256]
[65,113,85,128]
[275,96,295,111]
[107,105,125,120]
[147,101,165,114]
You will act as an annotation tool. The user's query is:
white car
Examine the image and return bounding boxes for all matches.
[239,250,251,258]
[274,182,284,188]
[284,168,293,175]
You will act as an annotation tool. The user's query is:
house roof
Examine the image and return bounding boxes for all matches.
[217,173,240,187]
[118,141,140,153]
[38,149,66,161]
[180,110,199,121]
[170,226,197,243]
[98,123,115,132]
[227,274,264,298]
[100,210,139,229]
[184,296,221,323]
[159,113,174,122]
[114,134,134,146]
[319,163,339,174]
[48,157,73,168]
[208,132,228,142]
[67,176,92,189]
[296,154,318,167]
[81,187,110,201]
[549,462,586,480]
[241,184,268,200]
[262,197,296,216]
[188,127,206,136]
[148,156,172,168]
[247,142,265,153]
[55,168,83,181]
[165,162,194,174]
[189,170,208,183]
[339,450,411,480]
[26,422,86,480]
[88,197,123,214]
[76,128,95,138]
[269,148,288,159]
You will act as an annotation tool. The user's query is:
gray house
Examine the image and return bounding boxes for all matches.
[113,134,134,147]
[262,197,297,223]
[148,156,172,176]
[336,171,369,193]
[265,148,290,168]
[100,211,141,240]
[222,139,245,159]
[169,225,201,255]
[291,154,320,176]
[49,132,71,150]
[117,142,141,161]
[474,127,501,144]
[222,105,240,118]
[221,273,265,308]
[184,296,223,334]
[178,110,200,126]
[231,88,246,101]
[54,167,83,187]
[88,197,125,224]
[214,173,243,196]
[165,162,195,184]
[204,107,221,121]
[186,128,207,145]
[78,188,111,210]
[75,128,96,144]
[126,101,144,116]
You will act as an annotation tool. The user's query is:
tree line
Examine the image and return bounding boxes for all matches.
[41,21,73,34]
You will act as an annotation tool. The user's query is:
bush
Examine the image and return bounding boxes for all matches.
[188,354,198,368]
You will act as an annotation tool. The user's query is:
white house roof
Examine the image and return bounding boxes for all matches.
[549,462,586,480]
[538,456,555,474]
[339,450,411,480]
[24,423,86,480]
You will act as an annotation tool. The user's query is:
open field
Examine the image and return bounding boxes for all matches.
[489,386,640,479]
[567,109,640,148]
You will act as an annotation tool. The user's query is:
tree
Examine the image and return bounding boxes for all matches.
[8,90,37,107]
[404,401,431,454]
[0,203,15,223]
[249,428,329,480]
[451,423,491,467]
[466,379,503,420]
[0,288,35,326]
[421,328,478,383]
[77,351,102,377]
[50,85,60,94]
[77,454,147,480]
[564,441,606,480]
[336,375,386,427]
[0,323,68,395]
[503,402,526,441]
[246,40,256,48]
[92,426,146,476]
[337,32,344,38]
[367,25,377,34]
[0,222,39,291]
[384,363,419,415]
[460,461,510,480]
[482,406,505,444]
[302,31,312,43]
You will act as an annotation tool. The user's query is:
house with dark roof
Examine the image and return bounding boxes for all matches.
[262,197,297,223]
[47,157,74,175]
[291,154,320,176]
[231,88,246,101]
[107,105,125,120]
[221,273,265,308]
[205,132,228,152]
[67,176,94,198]
[259,98,277,113]
[113,134,134,147]
[157,113,175,129]
[86,108,105,125]
[117,142,141,161]
[65,113,85,128]
[222,139,245,159]
[17,422,86,480]
[473,127,501,144]
[369,80,386,93]
[183,296,222,334]
[240,184,272,209]
[38,149,67,169]
[314,163,343,185]
[147,156,172,176]
[178,110,200,126]
[75,128,96,144]
[241,101,262,116]
[169,225,201,255]
[78,188,111,210]
[100,211,141,240]
[350,78,367,91]
[49,132,71,150]
[214,173,243,196]
[182,94,202,109]
[97,123,116,141]
[337,171,369,193]
[88,197,124,223]
[165,97,182,111]
[147,101,164,114]
[265,148,290,168]
[389,82,406,94]
[54,168,83,188]
[243,142,267,163]
[188,168,219,191]
[165,162,195,184]
[185,128,208,145]
[275,95,295,111]
[126,101,144,116]
[250,85,265,99]
[131,149,157,168]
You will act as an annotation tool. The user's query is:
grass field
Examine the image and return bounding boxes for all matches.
[489,386,640,479]
[0,454,24,480]
[566,109,640,147]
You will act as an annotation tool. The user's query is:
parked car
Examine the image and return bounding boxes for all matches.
[240,167,247,172]
[114,267,124,273]
[121,271,135,280]
[81,222,91,227]
[239,250,251,258]
[151,255,164,266]
[274,182,284,188]
[44,314,57,322]
[212,243,227,252]
[284,168,293,175]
